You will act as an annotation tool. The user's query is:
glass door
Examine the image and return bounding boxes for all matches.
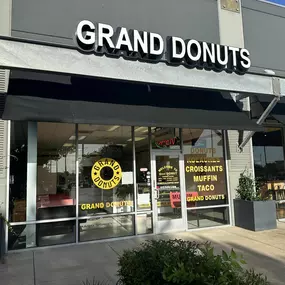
[151,151,186,233]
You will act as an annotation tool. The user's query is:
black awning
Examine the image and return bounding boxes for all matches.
[2,74,261,131]
[251,94,285,124]
[269,114,285,125]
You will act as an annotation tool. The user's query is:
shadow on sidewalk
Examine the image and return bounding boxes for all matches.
[193,234,285,285]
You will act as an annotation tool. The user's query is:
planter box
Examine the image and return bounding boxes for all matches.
[234,199,277,231]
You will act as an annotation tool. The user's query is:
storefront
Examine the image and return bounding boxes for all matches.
[8,119,232,250]
[0,20,285,251]
[6,74,250,250]
[251,95,285,220]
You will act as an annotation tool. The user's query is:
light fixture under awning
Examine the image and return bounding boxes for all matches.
[2,76,262,131]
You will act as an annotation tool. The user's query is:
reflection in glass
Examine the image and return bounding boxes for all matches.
[8,221,76,250]
[253,129,285,183]
[183,129,228,207]
[135,127,152,211]
[155,155,182,221]
[9,121,28,222]
[152,127,180,150]
[136,213,153,235]
[37,123,76,220]
[78,125,134,216]
[187,207,229,229]
[253,128,285,218]
[79,215,135,241]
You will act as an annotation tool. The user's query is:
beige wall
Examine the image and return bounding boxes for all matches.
[217,0,255,225]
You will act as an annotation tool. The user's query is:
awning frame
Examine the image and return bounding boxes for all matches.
[0,36,284,150]
[0,35,285,97]
[237,77,282,152]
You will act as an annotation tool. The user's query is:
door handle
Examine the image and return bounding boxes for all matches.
[153,180,160,200]
[154,189,158,200]
[154,189,160,200]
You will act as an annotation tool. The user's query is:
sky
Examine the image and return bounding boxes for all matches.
[263,0,285,6]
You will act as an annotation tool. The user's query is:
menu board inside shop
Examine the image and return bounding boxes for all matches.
[184,155,226,202]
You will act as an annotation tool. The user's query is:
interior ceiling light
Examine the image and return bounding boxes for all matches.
[135,127,148,132]
[107,125,120,132]
[127,137,146,142]
[135,127,156,133]
[69,135,87,141]
[63,143,74,147]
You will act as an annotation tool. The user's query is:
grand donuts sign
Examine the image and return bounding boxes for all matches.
[75,20,251,74]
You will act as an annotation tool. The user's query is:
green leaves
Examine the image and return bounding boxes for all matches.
[236,169,266,201]
[223,250,229,259]
[117,239,270,285]
[230,249,237,259]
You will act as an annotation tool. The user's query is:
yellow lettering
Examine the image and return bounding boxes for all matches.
[86,204,91,210]
[81,204,86,210]
[197,184,215,192]
[193,175,218,182]
[100,202,104,208]
[187,196,204,202]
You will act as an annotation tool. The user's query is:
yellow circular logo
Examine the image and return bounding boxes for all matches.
[91,158,122,190]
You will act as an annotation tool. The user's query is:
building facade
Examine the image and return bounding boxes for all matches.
[0,0,285,251]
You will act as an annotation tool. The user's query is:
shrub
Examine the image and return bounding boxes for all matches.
[236,170,265,201]
[117,239,270,285]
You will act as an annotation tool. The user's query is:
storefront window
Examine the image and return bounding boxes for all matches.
[78,125,135,241]
[8,221,76,250]
[183,129,228,208]
[135,127,151,211]
[253,128,285,218]
[187,207,229,229]
[151,127,180,150]
[9,121,28,223]
[37,123,76,220]
[80,215,135,242]
[8,123,231,250]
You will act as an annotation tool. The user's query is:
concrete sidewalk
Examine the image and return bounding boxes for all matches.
[1,222,285,285]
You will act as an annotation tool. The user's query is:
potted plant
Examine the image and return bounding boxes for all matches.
[234,170,277,231]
